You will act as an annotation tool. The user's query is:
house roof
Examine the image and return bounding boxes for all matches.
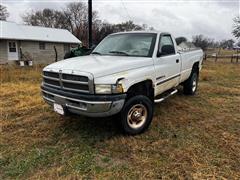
[0,21,81,44]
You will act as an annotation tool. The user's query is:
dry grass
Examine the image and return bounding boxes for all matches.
[206,48,237,56]
[1,61,240,179]
[218,49,238,56]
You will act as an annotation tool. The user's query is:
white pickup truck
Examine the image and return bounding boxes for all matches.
[41,31,203,135]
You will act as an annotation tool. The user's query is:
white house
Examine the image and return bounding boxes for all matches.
[0,21,80,64]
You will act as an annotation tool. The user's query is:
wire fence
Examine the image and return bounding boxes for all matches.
[204,49,240,63]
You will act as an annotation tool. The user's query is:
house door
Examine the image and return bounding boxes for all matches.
[7,41,19,60]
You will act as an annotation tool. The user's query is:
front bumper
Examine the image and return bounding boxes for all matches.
[41,85,126,117]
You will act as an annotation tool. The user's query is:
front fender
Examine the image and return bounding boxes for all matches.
[94,66,156,92]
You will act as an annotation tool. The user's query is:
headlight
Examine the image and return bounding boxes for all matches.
[95,84,123,94]
[95,84,112,94]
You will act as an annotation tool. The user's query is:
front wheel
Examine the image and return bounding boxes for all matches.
[120,95,153,135]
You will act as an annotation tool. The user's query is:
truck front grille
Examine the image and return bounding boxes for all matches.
[43,71,59,78]
[62,82,89,91]
[44,78,60,87]
[62,74,88,82]
[42,71,93,94]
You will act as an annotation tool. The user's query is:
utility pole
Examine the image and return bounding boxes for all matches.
[88,0,92,48]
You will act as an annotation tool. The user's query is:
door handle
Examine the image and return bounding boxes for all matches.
[176,59,179,63]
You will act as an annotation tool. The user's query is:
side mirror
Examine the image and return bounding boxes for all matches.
[158,45,175,57]
[157,51,162,57]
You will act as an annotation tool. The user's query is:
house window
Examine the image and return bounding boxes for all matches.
[64,44,70,53]
[39,42,46,50]
[9,42,17,52]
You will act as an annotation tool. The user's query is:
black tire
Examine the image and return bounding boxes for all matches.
[120,95,153,135]
[183,70,199,95]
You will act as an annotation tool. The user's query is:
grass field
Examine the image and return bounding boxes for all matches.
[1,61,240,179]
[205,48,238,56]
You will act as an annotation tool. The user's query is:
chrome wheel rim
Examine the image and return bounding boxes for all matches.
[127,104,147,129]
[192,77,197,92]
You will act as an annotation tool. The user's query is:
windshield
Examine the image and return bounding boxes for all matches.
[92,33,157,57]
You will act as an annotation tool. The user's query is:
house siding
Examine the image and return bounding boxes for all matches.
[0,40,8,64]
[0,39,77,65]
[19,41,68,64]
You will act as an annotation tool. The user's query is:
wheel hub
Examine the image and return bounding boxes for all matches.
[133,111,141,118]
[192,78,197,92]
[127,104,147,129]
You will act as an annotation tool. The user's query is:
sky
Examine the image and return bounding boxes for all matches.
[1,0,240,41]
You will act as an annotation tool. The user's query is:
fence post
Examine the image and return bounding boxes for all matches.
[215,54,217,62]
[231,54,233,63]
[204,53,207,61]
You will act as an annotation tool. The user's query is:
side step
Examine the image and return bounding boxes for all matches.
[154,89,178,103]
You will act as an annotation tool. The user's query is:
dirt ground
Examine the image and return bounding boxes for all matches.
[1,60,240,179]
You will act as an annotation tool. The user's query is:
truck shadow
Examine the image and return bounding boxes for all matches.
[55,113,123,142]
[54,88,186,142]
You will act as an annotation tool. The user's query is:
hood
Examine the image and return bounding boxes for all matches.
[44,55,153,78]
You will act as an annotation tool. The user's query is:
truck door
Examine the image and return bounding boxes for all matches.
[154,34,181,95]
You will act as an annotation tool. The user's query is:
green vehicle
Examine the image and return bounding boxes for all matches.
[64,44,92,59]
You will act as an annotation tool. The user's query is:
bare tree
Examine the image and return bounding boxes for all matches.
[22,9,69,29]
[0,4,9,21]
[232,16,240,39]
[220,39,235,49]
[113,21,144,32]
[175,37,187,45]
[192,35,215,50]
[23,2,98,45]
[22,2,155,46]
[93,21,152,44]
[93,22,115,44]
[63,2,99,45]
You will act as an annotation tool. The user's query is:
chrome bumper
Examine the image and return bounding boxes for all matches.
[41,87,126,117]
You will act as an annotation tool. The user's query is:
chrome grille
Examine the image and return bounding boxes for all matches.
[43,71,59,78]
[43,71,92,94]
[62,74,88,82]
[44,78,60,87]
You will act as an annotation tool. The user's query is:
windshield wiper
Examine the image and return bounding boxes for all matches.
[92,51,102,55]
[109,51,129,56]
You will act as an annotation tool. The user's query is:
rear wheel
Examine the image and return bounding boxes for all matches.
[120,95,153,135]
[183,71,199,95]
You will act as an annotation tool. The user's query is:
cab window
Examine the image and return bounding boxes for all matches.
[159,35,175,56]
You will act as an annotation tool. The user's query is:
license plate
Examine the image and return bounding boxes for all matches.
[54,103,64,115]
